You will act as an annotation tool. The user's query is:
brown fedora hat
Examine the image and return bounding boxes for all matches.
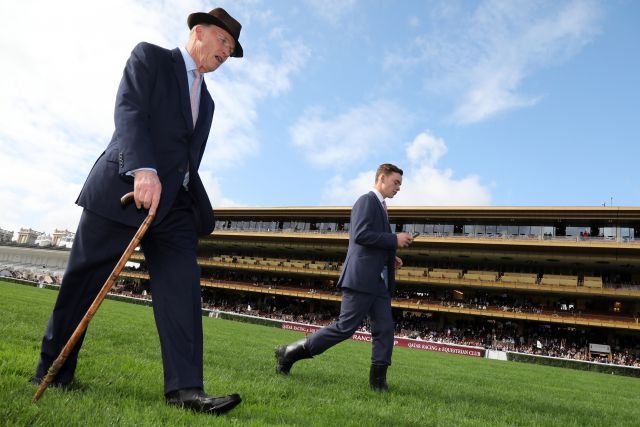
[187,7,243,58]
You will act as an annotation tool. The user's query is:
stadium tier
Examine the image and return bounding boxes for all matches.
[116,206,640,366]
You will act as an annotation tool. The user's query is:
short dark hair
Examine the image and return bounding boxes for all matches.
[375,163,403,183]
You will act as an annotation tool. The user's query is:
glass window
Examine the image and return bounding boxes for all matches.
[424,224,434,235]
[434,224,444,234]
[603,227,616,239]
[405,223,415,234]
[486,225,497,235]
[565,227,579,237]
[464,225,475,236]
[443,224,454,235]
[508,225,518,236]
[543,226,554,237]
[530,226,541,236]
[475,225,485,236]
[496,225,508,236]
[518,225,530,236]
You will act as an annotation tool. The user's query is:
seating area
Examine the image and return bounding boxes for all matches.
[541,274,578,287]
[131,252,613,292]
[583,276,603,288]
[204,255,342,272]
[463,270,498,282]
[500,272,539,285]
[395,266,427,278]
[428,268,462,280]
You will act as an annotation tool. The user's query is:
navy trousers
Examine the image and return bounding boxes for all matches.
[306,288,395,366]
[34,189,203,394]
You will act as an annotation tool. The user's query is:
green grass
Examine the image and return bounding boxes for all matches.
[1,280,639,426]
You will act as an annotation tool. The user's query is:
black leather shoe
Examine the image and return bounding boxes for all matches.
[165,388,241,415]
[275,338,313,375]
[369,364,389,392]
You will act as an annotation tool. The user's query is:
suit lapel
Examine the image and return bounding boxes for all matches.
[171,48,193,130]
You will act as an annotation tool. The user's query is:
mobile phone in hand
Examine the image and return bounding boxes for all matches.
[411,232,420,238]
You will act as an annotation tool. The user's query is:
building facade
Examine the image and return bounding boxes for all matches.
[16,228,43,245]
[117,206,639,361]
[0,228,14,243]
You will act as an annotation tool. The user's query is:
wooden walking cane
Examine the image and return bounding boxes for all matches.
[32,192,155,403]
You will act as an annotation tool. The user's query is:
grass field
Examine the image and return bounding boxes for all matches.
[1,281,639,426]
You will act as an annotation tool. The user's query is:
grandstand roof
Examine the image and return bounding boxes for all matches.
[213,206,640,221]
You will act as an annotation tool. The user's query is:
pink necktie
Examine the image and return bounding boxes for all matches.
[382,200,388,215]
[190,69,201,128]
[183,69,200,187]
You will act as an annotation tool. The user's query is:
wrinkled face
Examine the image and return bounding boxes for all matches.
[193,24,235,73]
[377,172,403,199]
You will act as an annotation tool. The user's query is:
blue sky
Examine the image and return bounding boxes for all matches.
[0,0,639,234]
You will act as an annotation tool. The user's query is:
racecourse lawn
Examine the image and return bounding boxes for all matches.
[1,280,639,426]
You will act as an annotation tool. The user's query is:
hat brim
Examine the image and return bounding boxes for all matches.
[187,12,243,58]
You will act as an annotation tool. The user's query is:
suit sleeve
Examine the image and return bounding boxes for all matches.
[114,42,158,175]
[351,195,397,250]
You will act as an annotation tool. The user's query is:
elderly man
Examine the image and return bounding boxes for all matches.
[33,8,243,415]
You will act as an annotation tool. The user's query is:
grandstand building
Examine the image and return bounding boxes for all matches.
[120,205,640,360]
[16,228,43,245]
[0,227,14,243]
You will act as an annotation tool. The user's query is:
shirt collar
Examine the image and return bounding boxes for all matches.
[371,188,385,204]
[178,46,198,74]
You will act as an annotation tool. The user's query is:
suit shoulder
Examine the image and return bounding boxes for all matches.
[353,192,375,207]
[131,42,171,59]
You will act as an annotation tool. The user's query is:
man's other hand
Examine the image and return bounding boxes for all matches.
[394,256,403,269]
[133,170,162,215]
[396,232,413,248]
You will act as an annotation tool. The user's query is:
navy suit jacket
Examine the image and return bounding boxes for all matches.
[76,42,215,235]
[337,192,397,295]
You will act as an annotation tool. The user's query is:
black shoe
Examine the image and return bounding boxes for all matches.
[166,388,241,415]
[275,338,313,375]
[369,364,389,392]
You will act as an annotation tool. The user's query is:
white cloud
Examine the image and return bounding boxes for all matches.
[385,0,602,124]
[323,131,491,206]
[203,37,310,169]
[290,100,408,168]
[305,0,358,25]
[0,0,308,233]
[0,0,168,233]
[199,171,245,207]
[405,132,447,167]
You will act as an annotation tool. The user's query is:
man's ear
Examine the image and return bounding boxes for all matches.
[194,25,204,40]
